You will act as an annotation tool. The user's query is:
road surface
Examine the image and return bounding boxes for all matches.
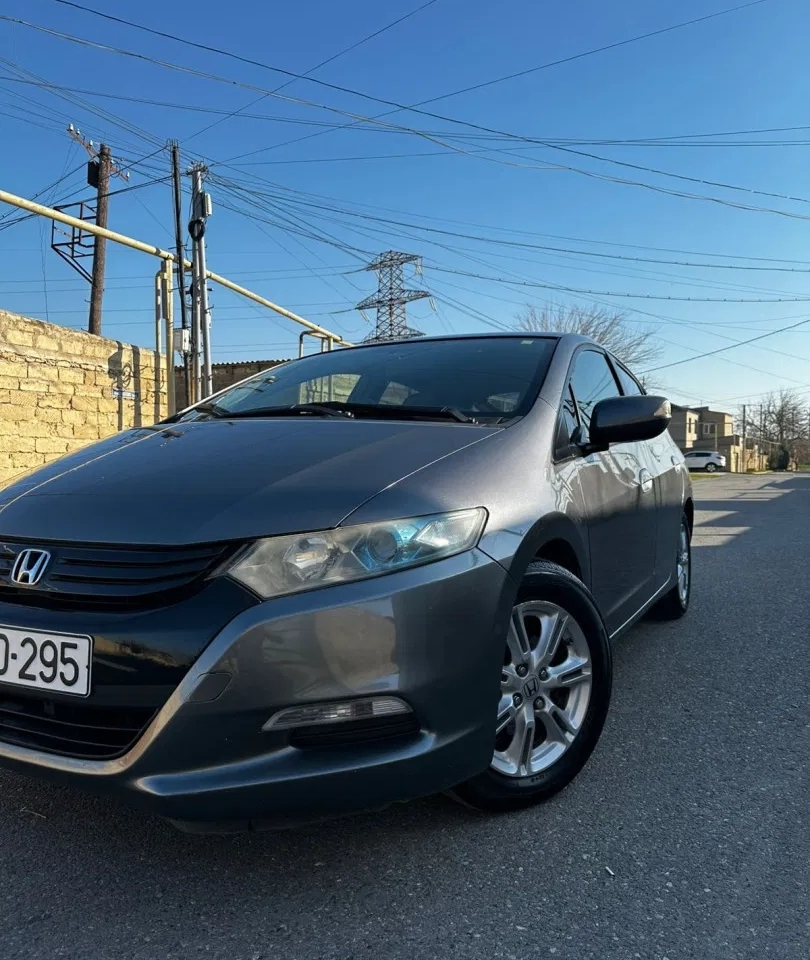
[1,473,807,960]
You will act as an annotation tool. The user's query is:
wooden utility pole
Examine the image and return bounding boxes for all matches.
[66,127,129,335]
[88,143,111,335]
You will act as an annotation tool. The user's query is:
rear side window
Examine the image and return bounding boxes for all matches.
[570,350,621,441]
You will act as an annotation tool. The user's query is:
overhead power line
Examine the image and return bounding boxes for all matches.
[648,316,810,371]
[215,0,776,160]
[44,0,768,107]
[11,74,810,150]
[182,0,441,144]
[426,266,810,303]
[214,173,810,267]
[391,0,775,104]
[8,8,804,222]
[207,172,810,280]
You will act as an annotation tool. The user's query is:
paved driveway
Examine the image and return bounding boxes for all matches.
[1,474,807,960]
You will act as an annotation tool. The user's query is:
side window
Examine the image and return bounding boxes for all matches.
[613,361,644,397]
[554,384,579,457]
[570,350,621,442]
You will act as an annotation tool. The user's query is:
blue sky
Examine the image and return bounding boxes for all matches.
[1,0,810,412]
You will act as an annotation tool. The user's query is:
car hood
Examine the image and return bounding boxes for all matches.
[0,418,496,545]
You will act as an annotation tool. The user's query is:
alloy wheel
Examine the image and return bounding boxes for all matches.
[492,600,592,779]
[677,522,691,606]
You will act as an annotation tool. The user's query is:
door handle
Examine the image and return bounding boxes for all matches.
[638,468,653,493]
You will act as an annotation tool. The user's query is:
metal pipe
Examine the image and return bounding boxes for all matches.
[0,188,178,260]
[197,226,213,398]
[190,239,202,404]
[205,270,351,344]
[0,188,352,345]
[161,260,176,417]
[154,269,162,359]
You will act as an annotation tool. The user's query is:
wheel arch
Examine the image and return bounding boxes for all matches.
[683,496,694,534]
[499,513,590,591]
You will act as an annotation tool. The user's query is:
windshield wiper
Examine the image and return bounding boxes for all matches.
[187,400,228,418]
[397,405,477,424]
[330,402,478,424]
[184,400,476,424]
[291,403,353,418]
[187,402,352,420]
[351,403,482,423]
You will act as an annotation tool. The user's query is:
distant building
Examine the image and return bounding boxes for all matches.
[670,405,766,472]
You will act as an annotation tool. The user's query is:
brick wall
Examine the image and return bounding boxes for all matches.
[0,310,166,486]
[174,359,286,409]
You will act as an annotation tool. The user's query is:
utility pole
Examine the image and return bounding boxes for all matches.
[66,126,129,335]
[741,404,747,473]
[188,164,213,401]
[88,143,111,336]
[171,142,191,404]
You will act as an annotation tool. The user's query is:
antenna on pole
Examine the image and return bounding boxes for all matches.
[356,251,430,343]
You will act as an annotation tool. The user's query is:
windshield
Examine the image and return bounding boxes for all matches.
[178,336,557,424]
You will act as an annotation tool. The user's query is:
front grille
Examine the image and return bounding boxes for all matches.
[0,694,155,760]
[0,540,237,610]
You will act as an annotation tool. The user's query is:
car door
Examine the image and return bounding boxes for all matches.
[610,357,683,595]
[567,348,658,635]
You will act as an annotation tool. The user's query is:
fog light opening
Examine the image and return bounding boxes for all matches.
[262,696,412,732]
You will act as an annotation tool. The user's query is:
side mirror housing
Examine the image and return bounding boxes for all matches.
[585,395,671,452]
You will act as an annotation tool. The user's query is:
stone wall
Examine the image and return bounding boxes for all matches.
[0,310,166,486]
[174,359,285,409]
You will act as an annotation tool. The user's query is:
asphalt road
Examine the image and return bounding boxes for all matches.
[1,473,808,960]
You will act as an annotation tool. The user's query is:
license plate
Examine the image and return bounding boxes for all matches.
[0,625,92,697]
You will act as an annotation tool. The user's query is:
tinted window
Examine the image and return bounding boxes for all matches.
[613,361,643,397]
[184,337,557,423]
[570,350,621,440]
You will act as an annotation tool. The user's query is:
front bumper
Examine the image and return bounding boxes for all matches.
[0,550,512,830]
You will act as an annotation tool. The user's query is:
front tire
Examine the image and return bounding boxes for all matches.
[450,560,612,813]
[652,512,692,620]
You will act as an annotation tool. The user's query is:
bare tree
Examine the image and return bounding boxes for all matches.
[744,389,810,469]
[747,390,808,444]
[515,304,662,373]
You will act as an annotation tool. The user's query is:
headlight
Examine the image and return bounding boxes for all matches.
[227,507,487,599]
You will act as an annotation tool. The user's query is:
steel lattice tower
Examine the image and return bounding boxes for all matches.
[356,251,430,342]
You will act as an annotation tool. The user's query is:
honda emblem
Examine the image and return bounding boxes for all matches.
[10,549,51,586]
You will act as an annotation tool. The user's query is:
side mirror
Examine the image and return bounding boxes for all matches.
[586,395,671,452]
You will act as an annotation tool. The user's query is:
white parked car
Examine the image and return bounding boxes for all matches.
[684,450,726,473]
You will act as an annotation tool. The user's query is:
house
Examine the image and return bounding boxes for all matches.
[670,405,766,472]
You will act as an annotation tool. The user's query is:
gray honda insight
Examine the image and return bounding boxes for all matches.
[0,334,692,832]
